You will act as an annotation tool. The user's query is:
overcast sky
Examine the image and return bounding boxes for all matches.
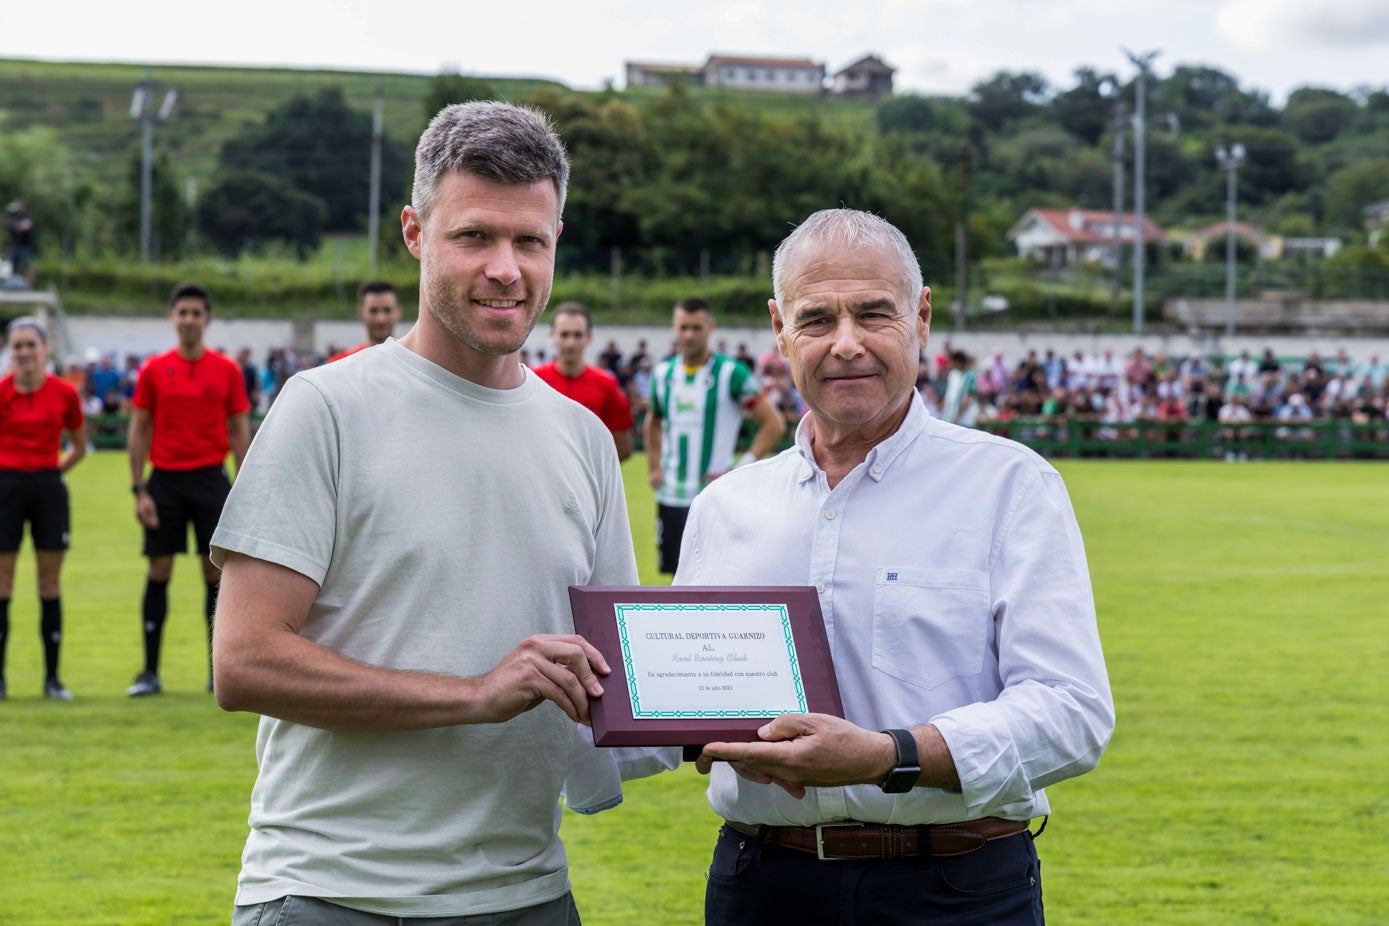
[3,0,1387,104]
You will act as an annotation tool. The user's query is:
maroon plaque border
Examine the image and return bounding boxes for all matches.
[568,585,843,748]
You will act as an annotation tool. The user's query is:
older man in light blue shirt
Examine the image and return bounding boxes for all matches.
[679,208,1114,926]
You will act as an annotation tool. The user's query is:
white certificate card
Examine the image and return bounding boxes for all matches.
[615,603,808,718]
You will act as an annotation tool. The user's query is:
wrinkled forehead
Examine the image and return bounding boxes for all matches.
[779,244,913,314]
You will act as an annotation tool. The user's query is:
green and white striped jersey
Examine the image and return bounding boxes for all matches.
[649,353,760,507]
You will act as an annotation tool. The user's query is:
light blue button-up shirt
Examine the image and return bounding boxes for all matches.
[675,392,1114,824]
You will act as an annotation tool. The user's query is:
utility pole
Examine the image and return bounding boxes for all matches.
[1215,142,1247,338]
[954,142,972,333]
[1123,48,1159,335]
[1110,104,1127,309]
[130,67,178,264]
[367,89,383,274]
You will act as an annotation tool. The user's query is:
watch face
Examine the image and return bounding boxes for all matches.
[881,766,922,794]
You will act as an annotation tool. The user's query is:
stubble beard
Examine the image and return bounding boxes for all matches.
[424,276,548,359]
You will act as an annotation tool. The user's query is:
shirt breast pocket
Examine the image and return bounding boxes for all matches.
[872,568,991,690]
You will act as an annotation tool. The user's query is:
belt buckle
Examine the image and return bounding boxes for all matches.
[815,821,863,861]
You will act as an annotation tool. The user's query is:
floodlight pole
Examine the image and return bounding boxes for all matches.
[1216,143,1247,337]
[131,67,177,264]
[1124,48,1159,336]
[1110,104,1126,309]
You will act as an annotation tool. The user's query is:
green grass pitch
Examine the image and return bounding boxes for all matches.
[1,452,1385,924]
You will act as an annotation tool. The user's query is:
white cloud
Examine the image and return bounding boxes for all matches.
[1217,0,1389,50]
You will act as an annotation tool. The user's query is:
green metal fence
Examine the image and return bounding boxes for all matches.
[973,417,1389,460]
[89,413,1388,462]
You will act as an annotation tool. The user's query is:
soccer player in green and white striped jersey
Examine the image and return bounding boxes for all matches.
[644,298,784,574]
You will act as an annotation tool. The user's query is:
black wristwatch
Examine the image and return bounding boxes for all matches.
[132,483,147,496]
[878,729,922,793]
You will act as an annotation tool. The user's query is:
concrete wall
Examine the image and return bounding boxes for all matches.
[1167,298,1389,336]
[55,314,1389,370]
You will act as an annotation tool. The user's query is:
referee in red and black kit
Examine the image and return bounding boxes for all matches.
[126,282,250,697]
[0,317,86,701]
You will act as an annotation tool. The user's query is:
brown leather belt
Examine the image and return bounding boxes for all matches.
[725,817,1029,860]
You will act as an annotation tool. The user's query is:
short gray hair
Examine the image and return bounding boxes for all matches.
[6,315,48,343]
[772,209,923,310]
[411,101,570,223]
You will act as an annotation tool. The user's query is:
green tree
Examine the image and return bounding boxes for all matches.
[1152,65,1275,129]
[1050,67,1120,146]
[1221,127,1305,205]
[0,123,107,259]
[523,87,651,272]
[875,94,976,173]
[115,149,191,259]
[198,170,326,258]
[1322,157,1389,232]
[966,71,1050,133]
[1282,87,1359,145]
[219,87,409,232]
[424,72,498,119]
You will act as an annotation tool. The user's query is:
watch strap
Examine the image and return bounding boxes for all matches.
[879,728,922,793]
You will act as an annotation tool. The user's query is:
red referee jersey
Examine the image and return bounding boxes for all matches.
[328,342,370,363]
[0,374,85,471]
[132,348,250,470]
[532,362,634,433]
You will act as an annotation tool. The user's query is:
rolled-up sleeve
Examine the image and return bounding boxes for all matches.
[931,471,1114,817]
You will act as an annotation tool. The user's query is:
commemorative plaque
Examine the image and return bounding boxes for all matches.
[568,586,843,748]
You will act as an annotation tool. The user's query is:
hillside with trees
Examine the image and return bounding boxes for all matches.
[2,57,1387,321]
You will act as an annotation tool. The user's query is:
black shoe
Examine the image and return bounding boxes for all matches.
[127,670,163,697]
[44,678,74,701]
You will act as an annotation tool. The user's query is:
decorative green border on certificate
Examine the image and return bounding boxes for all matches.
[614,603,808,718]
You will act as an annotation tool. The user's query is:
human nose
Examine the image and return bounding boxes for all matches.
[828,316,865,359]
[485,242,521,286]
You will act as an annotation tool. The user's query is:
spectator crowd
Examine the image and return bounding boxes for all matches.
[914,344,1389,436]
[4,338,1388,449]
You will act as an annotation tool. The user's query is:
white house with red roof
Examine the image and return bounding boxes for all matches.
[1009,207,1166,268]
[702,54,825,93]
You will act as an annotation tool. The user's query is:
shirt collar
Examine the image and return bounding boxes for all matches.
[793,391,929,485]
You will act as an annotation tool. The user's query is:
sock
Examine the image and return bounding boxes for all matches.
[204,581,219,680]
[0,597,9,684]
[142,579,169,675]
[40,597,61,681]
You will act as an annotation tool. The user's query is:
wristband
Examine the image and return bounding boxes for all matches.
[132,483,147,495]
[734,451,757,469]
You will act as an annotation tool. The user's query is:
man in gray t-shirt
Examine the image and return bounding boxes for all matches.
[211,102,675,925]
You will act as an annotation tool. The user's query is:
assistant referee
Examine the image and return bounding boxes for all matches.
[127,282,250,697]
[0,317,86,701]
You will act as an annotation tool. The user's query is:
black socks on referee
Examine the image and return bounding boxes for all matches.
[0,596,65,684]
[40,597,61,681]
[142,578,169,674]
[0,597,8,685]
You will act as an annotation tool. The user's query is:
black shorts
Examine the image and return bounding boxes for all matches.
[0,470,70,552]
[143,466,231,557]
[656,503,692,575]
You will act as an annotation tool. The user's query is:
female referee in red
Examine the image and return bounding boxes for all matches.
[0,317,85,700]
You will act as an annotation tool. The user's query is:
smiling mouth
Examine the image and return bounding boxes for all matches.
[476,298,523,309]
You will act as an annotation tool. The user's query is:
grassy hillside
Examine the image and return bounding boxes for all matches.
[0,58,874,188]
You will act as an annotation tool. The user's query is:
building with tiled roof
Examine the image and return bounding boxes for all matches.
[831,54,895,99]
[1009,207,1166,268]
[702,55,826,93]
